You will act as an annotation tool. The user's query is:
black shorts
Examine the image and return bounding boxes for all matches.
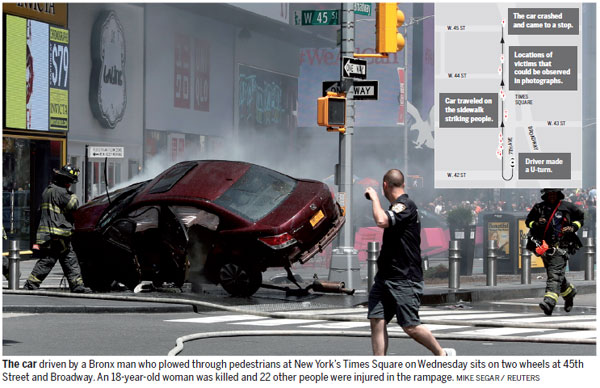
[367,277,423,327]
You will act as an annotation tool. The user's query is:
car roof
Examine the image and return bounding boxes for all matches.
[134,160,253,203]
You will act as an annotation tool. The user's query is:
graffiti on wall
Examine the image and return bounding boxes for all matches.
[238,65,297,130]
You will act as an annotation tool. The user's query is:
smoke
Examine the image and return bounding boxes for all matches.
[108,152,176,193]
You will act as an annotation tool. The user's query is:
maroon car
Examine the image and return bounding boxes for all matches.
[72,160,344,296]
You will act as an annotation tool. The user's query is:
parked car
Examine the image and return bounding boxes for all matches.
[72,160,345,296]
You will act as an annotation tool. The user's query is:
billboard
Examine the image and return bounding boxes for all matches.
[4,14,69,132]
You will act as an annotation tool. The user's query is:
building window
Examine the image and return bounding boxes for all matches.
[87,160,121,200]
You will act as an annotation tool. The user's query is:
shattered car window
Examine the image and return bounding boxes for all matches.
[127,206,160,232]
[170,206,220,231]
[98,182,149,229]
[213,165,296,222]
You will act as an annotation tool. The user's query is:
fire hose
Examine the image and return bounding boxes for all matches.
[167,330,595,356]
[5,289,596,355]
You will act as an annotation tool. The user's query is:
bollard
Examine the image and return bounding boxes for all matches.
[520,238,531,285]
[367,241,380,292]
[448,240,461,289]
[8,240,20,290]
[584,237,595,281]
[486,239,497,286]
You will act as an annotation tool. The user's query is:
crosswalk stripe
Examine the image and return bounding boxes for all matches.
[506,315,596,323]
[422,312,541,320]
[419,309,500,315]
[466,327,552,336]
[231,318,324,326]
[531,330,597,339]
[424,324,470,331]
[165,314,265,323]
[163,310,595,342]
[300,322,369,329]
[290,308,366,315]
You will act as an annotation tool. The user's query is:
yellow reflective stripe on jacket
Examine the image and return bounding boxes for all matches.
[528,220,535,228]
[65,194,78,211]
[37,225,72,237]
[572,221,582,229]
[40,202,62,214]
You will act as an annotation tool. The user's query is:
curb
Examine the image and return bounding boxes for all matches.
[422,281,597,305]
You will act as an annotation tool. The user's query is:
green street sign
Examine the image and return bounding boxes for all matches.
[294,10,340,26]
[354,3,372,16]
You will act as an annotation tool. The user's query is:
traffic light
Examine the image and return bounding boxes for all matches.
[317,92,346,130]
[376,3,405,53]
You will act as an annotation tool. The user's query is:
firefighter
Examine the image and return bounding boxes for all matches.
[23,164,91,293]
[526,188,584,315]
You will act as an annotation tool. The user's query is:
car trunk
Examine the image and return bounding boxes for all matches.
[261,180,339,248]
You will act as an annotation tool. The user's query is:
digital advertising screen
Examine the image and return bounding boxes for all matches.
[4,14,69,132]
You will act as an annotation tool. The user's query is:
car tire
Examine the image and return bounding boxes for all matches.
[219,261,262,297]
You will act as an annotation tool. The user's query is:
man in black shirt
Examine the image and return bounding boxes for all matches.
[365,169,455,356]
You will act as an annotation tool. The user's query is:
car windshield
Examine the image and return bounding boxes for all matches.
[213,165,296,222]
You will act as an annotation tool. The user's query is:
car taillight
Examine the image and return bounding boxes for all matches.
[258,232,297,250]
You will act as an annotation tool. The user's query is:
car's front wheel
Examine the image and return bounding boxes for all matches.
[218,261,262,297]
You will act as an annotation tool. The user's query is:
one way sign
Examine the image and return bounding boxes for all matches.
[341,57,367,79]
[322,80,378,100]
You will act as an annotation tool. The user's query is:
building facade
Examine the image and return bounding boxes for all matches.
[3,3,331,250]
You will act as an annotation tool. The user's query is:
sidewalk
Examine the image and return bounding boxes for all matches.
[3,258,596,314]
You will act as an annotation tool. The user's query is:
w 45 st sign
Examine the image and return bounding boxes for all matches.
[294,9,340,25]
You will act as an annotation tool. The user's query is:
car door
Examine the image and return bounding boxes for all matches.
[102,217,141,289]
[154,205,189,286]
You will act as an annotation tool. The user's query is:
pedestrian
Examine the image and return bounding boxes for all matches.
[364,169,455,356]
[24,164,91,293]
[526,188,584,315]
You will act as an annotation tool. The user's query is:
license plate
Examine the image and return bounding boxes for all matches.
[310,210,325,228]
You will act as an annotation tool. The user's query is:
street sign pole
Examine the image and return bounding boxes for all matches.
[403,24,409,176]
[328,3,361,290]
[84,144,89,203]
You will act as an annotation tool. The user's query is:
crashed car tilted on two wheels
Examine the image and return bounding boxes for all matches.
[72,160,344,296]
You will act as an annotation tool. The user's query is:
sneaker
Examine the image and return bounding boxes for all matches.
[443,348,456,356]
[133,281,155,293]
[564,289,577,313]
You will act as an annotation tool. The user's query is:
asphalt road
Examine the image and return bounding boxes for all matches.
[3,294,596,357]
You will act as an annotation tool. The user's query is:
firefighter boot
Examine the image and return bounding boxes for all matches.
[70,276,92,293]
[23,275,42,290]
[539,295,557,316]
[562,285,577,313]
[71,286,92,294]
[23,281,39,290]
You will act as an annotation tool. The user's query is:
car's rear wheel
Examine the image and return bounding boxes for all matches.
[219,261,262,297]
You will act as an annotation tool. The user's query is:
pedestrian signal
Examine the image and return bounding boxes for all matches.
[317,92,346,129]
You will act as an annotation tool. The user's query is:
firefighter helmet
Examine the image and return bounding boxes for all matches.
[53,164,80,184]
[540,188,565,200]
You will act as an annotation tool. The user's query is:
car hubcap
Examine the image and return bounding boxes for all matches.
[220,263,250,292]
